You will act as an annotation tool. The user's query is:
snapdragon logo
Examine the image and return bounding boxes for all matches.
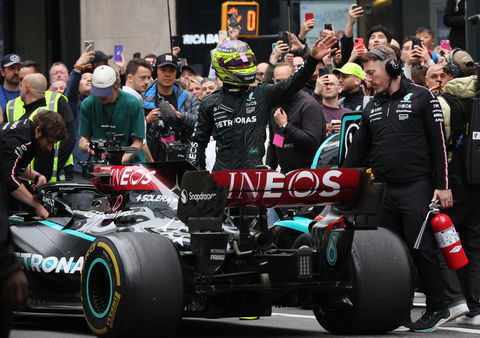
[180,189,188,204]
[180,189,216,203]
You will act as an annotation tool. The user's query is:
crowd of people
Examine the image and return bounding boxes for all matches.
[1,0,479,335]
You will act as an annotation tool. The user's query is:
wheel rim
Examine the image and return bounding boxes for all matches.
[86,258,113,318]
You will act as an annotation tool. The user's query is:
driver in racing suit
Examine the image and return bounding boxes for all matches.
[186,37,337,171]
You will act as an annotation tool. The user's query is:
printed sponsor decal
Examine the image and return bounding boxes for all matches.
[180,189,216,203]
[106,291,121,328]
[327,232,339,265]
[210,248,226,261]
[135,194,169,203]
[94,166,166,192]
[15,252,83,274]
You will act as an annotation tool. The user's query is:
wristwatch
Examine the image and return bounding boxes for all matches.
[279,122,288,134]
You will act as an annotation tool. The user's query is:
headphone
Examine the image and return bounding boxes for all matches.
[369,48,402,78]
[447,48,462,78]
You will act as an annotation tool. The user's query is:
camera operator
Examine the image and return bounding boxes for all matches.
[143,53,200,161]
[78,66,146,163]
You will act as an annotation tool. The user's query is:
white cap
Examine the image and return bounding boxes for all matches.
[91,65,117,97]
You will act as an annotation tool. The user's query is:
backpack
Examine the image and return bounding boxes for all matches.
[442,93,480,185]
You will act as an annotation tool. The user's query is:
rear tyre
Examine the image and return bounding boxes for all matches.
[291,232,313,249]
[81,233,183,338]
[313,227,413,334]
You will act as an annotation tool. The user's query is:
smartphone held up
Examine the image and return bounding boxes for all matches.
[305,12,314,21]
[84,40,94,50]
[354,38,364,56]
[114,44,123,62]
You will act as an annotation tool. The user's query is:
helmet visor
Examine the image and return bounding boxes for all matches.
[221,54,256,70]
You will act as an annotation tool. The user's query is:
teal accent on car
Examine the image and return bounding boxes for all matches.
[87,258,113,318]
[311,133,339,169]
[39,220,96,242]
[274,216,312,233]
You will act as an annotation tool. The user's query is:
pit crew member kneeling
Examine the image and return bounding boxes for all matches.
[0,110,67,220]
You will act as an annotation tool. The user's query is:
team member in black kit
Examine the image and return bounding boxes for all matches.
[1,109,67,219]
[0,109,66,336]
[187,36,336,171]
[266,63,326,173]
[343,45,453,332]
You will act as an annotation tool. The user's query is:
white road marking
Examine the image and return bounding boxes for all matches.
[272,313,315,319]
[438,326,480,334]
[273,312,480,334]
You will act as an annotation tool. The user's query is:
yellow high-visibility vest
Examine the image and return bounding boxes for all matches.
[5,91,73,182]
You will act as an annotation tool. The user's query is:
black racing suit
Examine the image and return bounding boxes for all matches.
[0,119,35,335]
[0,119,38,193]
[187,55,319,171]
[344,76,449,312]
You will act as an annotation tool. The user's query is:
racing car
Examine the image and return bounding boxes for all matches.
[10,132,413,337]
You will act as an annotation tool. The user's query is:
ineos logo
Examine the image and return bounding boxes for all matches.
[180,189,188,204]
[287,170,320,198]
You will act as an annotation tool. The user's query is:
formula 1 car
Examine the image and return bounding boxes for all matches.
[269,112,363,248]
[10,132,413,337]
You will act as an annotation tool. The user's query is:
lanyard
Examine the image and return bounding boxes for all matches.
[101,100,117,132]
[2,86,19,104]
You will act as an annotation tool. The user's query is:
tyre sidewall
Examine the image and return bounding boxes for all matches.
[81,237,126,337]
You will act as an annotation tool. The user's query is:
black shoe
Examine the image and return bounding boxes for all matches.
[395,316,412,332]
[410,309,451,332]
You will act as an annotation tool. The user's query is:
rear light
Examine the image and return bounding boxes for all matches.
[297,251,312,277]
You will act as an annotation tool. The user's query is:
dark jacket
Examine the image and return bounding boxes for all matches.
[0,183,20,284]
[143,82,200,144]
[443,0,466,49]
[266,90,326,172]
[187,55,320,171]
[339,88,365,112]
[344,77,449,189]
[441,75,480,202]
[0,120,35,284]
[0,119,37,193]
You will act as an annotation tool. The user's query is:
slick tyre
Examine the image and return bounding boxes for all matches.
[313,228,413,334]
[291,232,313,249]
[81,233,183,338]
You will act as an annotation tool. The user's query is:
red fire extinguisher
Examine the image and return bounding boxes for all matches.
[431,213,468,270]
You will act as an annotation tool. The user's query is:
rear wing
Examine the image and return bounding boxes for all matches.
[177,168,383,229]
[211,168,361,207]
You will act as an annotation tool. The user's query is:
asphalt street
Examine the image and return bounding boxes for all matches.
[11,306,480,338]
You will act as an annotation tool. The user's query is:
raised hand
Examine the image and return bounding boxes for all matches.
[310,36,337,61]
